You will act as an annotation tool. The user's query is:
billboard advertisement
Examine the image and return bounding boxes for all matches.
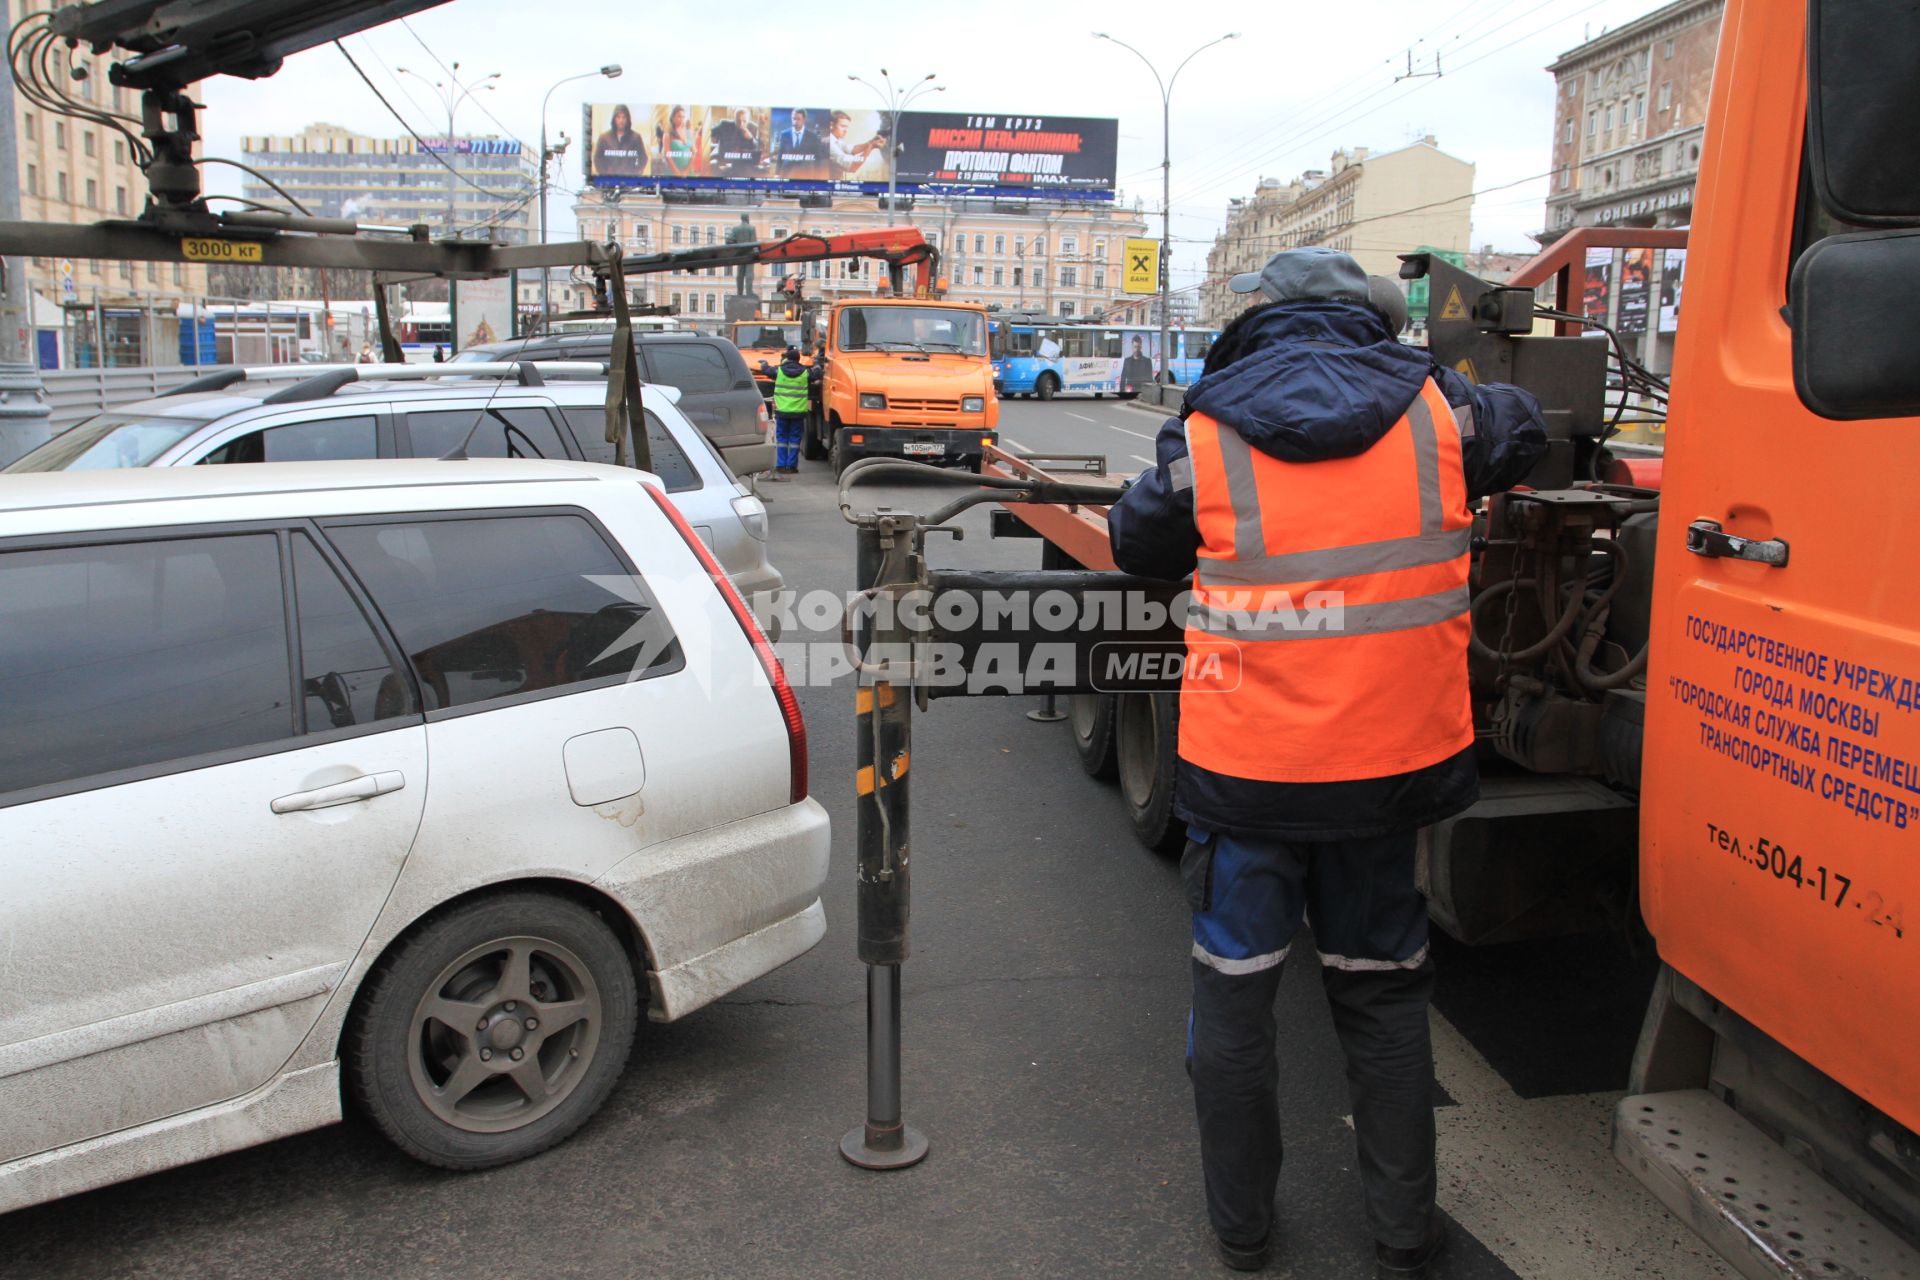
[1122,238,1159,294]
[583,103,1117,200]
[1659,248,1686,333]
[1582,246,1613,332]
[1616,247,1652,335]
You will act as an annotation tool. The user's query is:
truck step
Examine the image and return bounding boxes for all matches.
[1614,1089,1920,1280]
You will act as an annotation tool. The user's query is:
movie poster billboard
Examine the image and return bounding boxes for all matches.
[1617,247,1652,335]
[583,103,1118,199]
[892,113,1119,193]
[1582,246,1613,332]
[451,277,512,352]
[1659,248,1686,333]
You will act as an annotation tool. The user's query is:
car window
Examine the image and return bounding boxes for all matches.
[6,411,214,472]
[325,512,681,713]
[560,407,700,491]
[0,533,292,797]
[404,407,568,460]
[644,343,734,393]
[292,534,414,730]
[198,415,378,465]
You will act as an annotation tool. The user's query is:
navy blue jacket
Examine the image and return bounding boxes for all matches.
[1107,302,1548,839]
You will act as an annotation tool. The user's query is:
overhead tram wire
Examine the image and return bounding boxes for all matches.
[1171,0,1617,210]
[398,17,531,151]
[335,41,531,205]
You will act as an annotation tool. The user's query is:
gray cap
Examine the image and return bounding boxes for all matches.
[1227,247,1370,305]
[1366,275,1410,336]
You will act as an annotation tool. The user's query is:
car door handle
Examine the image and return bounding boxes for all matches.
[271,771,406,814]
[1686,519,1790,568]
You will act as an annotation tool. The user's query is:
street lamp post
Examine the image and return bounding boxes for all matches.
[539,65,622,328]
[848,70,943,227]
[1093,31,1237,384]
[396,61,502,237]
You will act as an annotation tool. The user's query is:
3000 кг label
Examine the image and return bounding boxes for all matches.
[1706,822,1905,939]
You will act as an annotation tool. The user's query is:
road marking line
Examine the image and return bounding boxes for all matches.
[1106,423,1157,441]
[1001,439,1032,453]
[1066,412,1097,423]
[1130,454,1153,466]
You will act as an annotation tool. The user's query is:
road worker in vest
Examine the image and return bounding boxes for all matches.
[766,345,816,477]
[1108,247,1547,1276]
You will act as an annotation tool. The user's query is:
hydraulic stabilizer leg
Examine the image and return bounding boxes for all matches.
[841,517,929,1170]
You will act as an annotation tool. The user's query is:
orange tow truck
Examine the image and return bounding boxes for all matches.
[821,294,1000,476]
[985,1,1920,1271]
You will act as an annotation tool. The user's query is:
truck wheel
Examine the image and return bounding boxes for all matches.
[1115,692,1183,853]
[801,409,827,461]
[1070,693,1117,779]
[343,891,639,1170]
[1036,373,1060,401]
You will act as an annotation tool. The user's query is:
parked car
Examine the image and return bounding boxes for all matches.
[452,334,772,475]
[0,460,825,1212]
[3,365,783,633]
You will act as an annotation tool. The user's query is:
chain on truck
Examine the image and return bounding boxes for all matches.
[828,3,1920,1275]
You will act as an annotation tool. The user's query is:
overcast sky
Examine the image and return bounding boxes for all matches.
[199,0,1677,291]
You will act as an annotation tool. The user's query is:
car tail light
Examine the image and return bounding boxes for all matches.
[642,482,806,804]
[850,433,865,444]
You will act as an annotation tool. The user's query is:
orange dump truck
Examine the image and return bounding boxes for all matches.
[820,296,999,475]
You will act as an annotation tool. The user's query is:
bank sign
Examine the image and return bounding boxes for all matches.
[583,102,1118,201]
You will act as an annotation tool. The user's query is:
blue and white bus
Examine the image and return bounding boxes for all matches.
[989,319,1219,400]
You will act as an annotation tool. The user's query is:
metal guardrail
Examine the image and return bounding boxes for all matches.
[40,365,237,433]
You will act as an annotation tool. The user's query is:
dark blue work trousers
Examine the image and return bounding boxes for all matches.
[1183,826,1437,1251]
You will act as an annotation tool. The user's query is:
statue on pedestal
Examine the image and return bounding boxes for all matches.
[726,214,758,297]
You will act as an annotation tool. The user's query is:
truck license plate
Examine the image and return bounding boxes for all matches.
[903,442,943,456]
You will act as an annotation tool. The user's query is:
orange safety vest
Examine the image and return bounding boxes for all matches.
[1179,378,1475,783]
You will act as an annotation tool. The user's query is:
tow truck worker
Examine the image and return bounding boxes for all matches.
[1107,248,1546,1276]
[766,345,815,476]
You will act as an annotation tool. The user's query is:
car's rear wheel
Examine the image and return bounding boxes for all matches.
[344,891,638,1170]
[1115,692,1183,853]
[1036,372,1060,401]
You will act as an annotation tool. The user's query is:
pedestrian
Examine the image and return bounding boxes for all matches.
[1107,247,1547,1276]
[432,345,446,363]
[766,345,813,477]
[357,342,375,364]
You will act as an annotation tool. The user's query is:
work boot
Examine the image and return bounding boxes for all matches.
[1375,1217,1447,1277]
[763,470,790,483]
[1214,1233,1270,1272]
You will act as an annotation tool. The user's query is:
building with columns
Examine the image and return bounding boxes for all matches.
[565,192,1150,324]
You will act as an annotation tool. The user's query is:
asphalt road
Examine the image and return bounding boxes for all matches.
[1,399,1734,1280]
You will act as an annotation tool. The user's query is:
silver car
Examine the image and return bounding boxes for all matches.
[5,364,783,624]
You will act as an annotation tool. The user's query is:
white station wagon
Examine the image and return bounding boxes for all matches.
[0,459,826,1211]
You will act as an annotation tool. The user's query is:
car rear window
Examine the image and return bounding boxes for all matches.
[0,533,294,796]
[644,343,735,393]
[560,407,700,491]
[403,407,568,460]
[6,411,213,472]
[325,512,681,713]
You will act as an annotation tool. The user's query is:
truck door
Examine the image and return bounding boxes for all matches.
[1641,0,1920,1136]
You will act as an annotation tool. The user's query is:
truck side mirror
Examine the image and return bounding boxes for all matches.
[1787,229,1920,420]
[1808,0,1920,225]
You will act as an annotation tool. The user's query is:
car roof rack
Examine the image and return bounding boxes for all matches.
[162,360,612,404]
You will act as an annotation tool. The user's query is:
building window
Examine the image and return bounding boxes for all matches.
[114,140,124,164]
[1061,267,1077,287]
[25,164,37,195]
[1659,81,1672,112]
[173,264,184,286]
[22,113,33,141]
[994,234,1005,254]
[1635,94,1645,120]
[705,226,717,245]
[1012,267,1023,288]
[1095,240,1107,261]
[672,225,684,245]
[83,132,95,158]
[57,172,68,201]
[1014,235,1025,256]
[1094,268,1105,290]
[115,186,126,214]
[773,226,788,239]
[146,262,157,283]
[1034,268,1045,289]
[1062,236,1078,255]
[1587,110,1597,136]
[972,266,983,285]
[974,235,985,253]
[706,293,717,313]
[1563,119,1574,144]
[1060,302,1075,317]
[54,121,65,150]
[992,267,1004,286]
[1604,105,1614,131]
[1035,236,1047,256]
[1663,38,1675,58]
[671,291,683,311]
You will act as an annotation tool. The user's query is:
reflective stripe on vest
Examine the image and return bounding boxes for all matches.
[773,366,810,414]
[1178,378,1475,783]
